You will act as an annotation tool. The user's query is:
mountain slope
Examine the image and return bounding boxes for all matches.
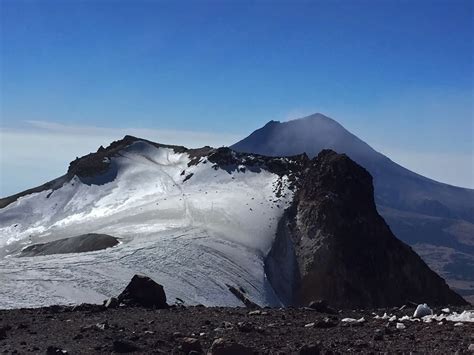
[232,113,474,302]
[0,137,304,308]
[0,135,466,308]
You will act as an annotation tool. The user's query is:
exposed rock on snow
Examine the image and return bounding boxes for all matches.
[104,297,118,309]
[227,285,260,309]
[19,233,119,257]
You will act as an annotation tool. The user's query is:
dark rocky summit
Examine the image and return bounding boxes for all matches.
[266,150,467,308]
[19,233,119,257]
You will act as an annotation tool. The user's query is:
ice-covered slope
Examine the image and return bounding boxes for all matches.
[0,137,304,308]
[231,113,474,302]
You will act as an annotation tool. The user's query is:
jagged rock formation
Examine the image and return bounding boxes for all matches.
[233,114,474,302]
[266,150,467,308]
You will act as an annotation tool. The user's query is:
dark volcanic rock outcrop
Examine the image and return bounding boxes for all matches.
[233,114,474,301]
[266,150,467,308]
[117,275,168,308]
[20,234,119,257]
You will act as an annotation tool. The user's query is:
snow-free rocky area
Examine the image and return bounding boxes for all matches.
[0,140,295,308]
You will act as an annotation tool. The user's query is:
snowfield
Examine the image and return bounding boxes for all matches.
[0,141,293,308]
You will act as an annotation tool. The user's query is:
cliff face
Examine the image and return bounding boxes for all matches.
[266,150,467,308]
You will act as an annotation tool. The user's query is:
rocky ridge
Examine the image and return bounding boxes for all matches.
[265,150,467,308]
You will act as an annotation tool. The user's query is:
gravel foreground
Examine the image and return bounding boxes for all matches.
[0,304,473,354]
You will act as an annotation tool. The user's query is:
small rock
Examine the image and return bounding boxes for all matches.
[46,346,68,354]
[0,327,7,340]
[49,305,63,314]
[105,297,119,309]
[304,322,315,328]
[79,325,93,333]
[341,317,365,324]
[383,326,393,335]
[222,321,233,329]
[354,339,368,348]
[413,304,432,318]
[227,285,260,309]
[181,337,202,354]
[112,340,140,353]
[314,317,337,328]
[308,300,336,314]
[208,337,253,355]
[237,321,254,333]
[396,323,406,330]
[299,343,321,354]
[96,321,109,330]
[468,344,474,352]
[374,329,383,341]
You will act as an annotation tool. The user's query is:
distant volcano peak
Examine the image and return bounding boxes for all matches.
[288,112,333,121]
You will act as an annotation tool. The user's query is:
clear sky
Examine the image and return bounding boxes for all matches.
[0,0,473,196]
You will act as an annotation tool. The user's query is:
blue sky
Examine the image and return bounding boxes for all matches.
[0,0,473,195]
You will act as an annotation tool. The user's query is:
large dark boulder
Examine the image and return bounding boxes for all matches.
[117,275,168,308]
[266,150,467,308]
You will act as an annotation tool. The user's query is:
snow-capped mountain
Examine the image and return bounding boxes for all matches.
[232,113,474,302]
[0,135,466,308]
[0,137,302,308]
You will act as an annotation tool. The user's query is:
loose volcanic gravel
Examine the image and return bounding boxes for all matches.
[0,304,473,354]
